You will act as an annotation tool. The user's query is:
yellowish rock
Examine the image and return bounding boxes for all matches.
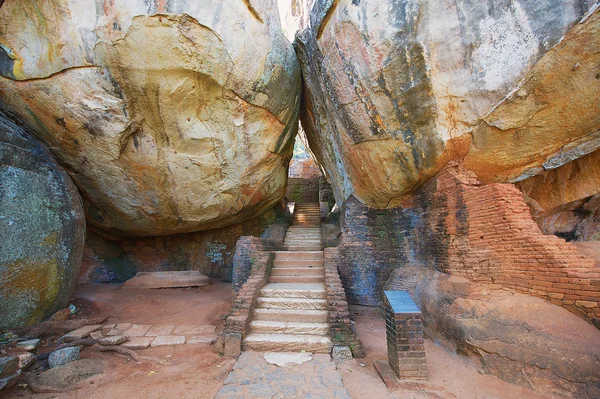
[0,0,300,236]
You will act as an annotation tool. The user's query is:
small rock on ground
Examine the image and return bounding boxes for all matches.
[49,308,71,321]
[331,345,353,363]
[0,369,21,390]
[17,353,36,370]
[0,356,18,378]
[49,347,81,368]
[16,339,40,351]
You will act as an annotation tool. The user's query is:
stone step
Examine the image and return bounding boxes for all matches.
[271,267,324,276]
[269,275,325,284]
[271,268,324,277]
[274,251,323,260]
[293,223,321,227]
[286,227,322,230]
[284,236,322,240]
[273,259,324,268]
[253,308,329,323]
[249,320,330,335]
[243,333,332,353]
[284,240,323,245]
[256,297,327,310]
[259,283,326,299]
[282,246,323,252]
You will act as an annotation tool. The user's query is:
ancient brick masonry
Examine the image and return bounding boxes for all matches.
[221,234,279,355]
[336,161,600,326]
[433,163,600,324]
[383,291,427,380]
[324,247,364,357]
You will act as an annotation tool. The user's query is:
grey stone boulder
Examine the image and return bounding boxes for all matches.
[48,347,81,368]
[0,112,85,331]
[0,356,18,378]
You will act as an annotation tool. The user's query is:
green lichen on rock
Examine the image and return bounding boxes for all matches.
[0,112,85,331]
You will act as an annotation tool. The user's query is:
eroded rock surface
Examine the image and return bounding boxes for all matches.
[0,0,301,236]
[297,0,600,208]
[0,113,85,331]
[393,267,600,398]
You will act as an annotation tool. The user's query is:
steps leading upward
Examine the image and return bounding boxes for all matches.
[243,202,331,353]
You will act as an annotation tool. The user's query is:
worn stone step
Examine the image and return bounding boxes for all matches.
[269,275,325,283]
[271,267,324,276]
[259,283,326,299]
[282,246,323,252]
[284,236,322,241]
[286,227,322,230]
[253,308,329,323]
[256,297,327,310]
[284,241,322,245]
[249,320,330,335]
[243,333,331,353]
[273,259,324,268]
[274,251,323,260]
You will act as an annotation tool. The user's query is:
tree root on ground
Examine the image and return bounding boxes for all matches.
[13,317,109,339]
[94,345,171,366]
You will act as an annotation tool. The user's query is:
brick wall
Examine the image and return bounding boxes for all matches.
[337,161,600,326]
[324,247,364,357]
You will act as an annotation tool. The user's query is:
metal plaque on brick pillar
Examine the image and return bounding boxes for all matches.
[375,290,427,385]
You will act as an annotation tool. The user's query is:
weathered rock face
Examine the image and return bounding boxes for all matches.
[0,113,85,331]
[392,266,600,398]
[0,0,301,236]
[297,1,600,208]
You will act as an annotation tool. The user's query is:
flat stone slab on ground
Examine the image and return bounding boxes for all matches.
[264,352,313,367]
[146,325,174,336]
[150,335,186,347]
[216,352,351,399]
[121,337,153,350]
[173,325,216,335]
[187,335,217,345]
[60,324,103,342]
[123,271,211,289]
[122,324,152,338]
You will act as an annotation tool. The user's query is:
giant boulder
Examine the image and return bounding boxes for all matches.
[297,0,600,208]
[0,113,85,331]
[0,0,301,236]
[392,266,600,398]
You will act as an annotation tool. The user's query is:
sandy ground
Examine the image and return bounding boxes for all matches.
[340,314,564,399]
[4,281,234,399]
[4,283,568,399]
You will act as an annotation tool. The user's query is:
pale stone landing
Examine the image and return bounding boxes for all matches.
[215,351,351,399]
[243,202,332,353]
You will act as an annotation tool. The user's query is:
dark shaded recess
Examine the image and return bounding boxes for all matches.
[0,45,15,79]
[88,257,138,283]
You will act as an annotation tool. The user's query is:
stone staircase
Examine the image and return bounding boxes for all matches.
[243,202,332,353]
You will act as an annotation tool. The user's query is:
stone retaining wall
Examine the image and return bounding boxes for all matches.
[336,161,600,326]
[324,247,364,357]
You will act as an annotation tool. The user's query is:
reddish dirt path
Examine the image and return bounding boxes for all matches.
[340,315,562,399]
[4,281,234,399]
